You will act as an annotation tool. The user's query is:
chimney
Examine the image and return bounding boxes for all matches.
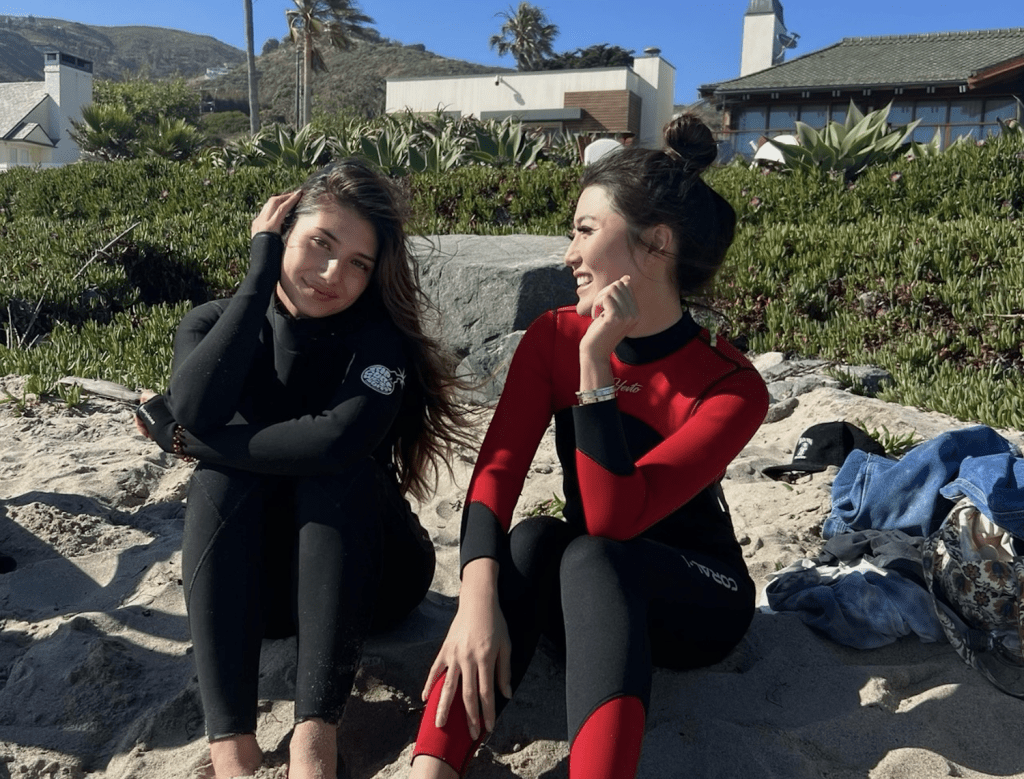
[740,0,798,76]
[43,50,93,164]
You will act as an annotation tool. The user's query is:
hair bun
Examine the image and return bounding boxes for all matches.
[664,114,717,174]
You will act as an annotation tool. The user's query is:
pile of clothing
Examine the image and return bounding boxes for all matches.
[761,422,1024,696]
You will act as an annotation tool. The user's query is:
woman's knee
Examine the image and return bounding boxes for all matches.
[559,534,632,586]
[508,515,577,573]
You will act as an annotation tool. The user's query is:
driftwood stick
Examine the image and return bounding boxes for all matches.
[17,221,141,349]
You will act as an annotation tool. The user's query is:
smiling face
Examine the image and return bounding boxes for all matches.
[276,200,378,318]
[565,185,638,318]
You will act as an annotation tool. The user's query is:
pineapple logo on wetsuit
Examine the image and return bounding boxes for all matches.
[361,365,406,395]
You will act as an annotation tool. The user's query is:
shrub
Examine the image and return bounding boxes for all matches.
[2,133,1022,431]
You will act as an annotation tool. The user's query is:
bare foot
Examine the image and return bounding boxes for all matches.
[288,719,337,779]
[209,733,263,778]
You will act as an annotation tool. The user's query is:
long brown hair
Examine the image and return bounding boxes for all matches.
[292,159,475,500]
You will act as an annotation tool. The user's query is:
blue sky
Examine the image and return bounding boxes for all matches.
[7,1,1022,103]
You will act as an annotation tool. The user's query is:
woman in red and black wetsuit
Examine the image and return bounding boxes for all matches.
[136,160,472,779]
[410,115,769,779]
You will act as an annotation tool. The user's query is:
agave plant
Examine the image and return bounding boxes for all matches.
[765,102,924,181]
[468,116,546,168]
[211,124,330,168]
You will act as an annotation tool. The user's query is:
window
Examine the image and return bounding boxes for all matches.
[799,104,828,128]
[914,101,947,126]
[984,98,1018,123]
[949,100,983,124]
[768,105,798,130]
[888,103,914,126]
[736,107,767,131]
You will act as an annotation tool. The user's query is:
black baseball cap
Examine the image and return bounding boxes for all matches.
[762,421,886,480]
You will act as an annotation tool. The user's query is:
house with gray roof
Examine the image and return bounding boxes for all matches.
[0,50,92,169]
[700,3,1024,159]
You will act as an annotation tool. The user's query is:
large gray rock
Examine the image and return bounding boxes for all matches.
[412,234,575,357]
[412,234,577,403]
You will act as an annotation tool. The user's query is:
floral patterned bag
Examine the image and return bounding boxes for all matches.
[922,497,1024,697]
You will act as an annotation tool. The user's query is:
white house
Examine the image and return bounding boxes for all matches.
[0,50,93,170]
[386,50,675,150]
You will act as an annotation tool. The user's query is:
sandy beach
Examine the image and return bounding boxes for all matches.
[2,369,1024,779]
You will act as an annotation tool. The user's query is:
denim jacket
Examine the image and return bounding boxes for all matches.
[939,453,1024,536]
[823,426,1020,540]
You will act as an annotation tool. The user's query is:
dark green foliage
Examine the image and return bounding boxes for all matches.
[409,164,579,235]
[0,158,573,391]
[706,131,1024,429]
[538,44,635,70]
[94,77,202,125]
[2,132,1022,430]
[200,111,254,143]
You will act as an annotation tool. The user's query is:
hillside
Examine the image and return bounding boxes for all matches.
[206,37,508,120]
[0,14,244,81]
[0,14,506,119]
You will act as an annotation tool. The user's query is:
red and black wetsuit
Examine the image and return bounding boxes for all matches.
[414,306,768,778]
[138,233,435,739]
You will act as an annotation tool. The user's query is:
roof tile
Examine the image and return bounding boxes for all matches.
[706,27,1024,93]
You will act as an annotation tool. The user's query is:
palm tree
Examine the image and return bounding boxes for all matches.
[243,0,261,133]
[286,0,375,127]
[489,2,559,72]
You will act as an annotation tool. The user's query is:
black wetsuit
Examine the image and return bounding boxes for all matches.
[139,233,435,738]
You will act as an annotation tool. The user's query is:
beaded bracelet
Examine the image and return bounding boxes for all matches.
[575,385,617,405]
[172,425,196,463]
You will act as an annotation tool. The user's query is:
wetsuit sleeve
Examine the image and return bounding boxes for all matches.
[573,365,768,540]
[460,311,556,570]
[164,232,282,433]
[167,330,408,476]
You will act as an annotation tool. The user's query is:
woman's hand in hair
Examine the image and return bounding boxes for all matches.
[580,275,640,363]
[422,558,512,741]
[251,189,302,238]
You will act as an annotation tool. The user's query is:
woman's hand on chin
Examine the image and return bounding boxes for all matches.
[251,189,302,237]
[580,274,640,362]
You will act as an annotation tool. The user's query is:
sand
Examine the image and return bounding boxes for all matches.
[2,371,1024,779]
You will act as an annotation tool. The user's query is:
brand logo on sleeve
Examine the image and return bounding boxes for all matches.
[361,365,406,395]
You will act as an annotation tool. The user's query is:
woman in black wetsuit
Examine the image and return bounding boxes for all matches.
[136,160,471,779]
[409,115,768,779]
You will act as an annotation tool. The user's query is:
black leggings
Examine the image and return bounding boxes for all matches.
[181,457,434,739]
[498,516,755,741]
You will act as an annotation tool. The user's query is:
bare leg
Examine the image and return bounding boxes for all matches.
[409,755,459,779]
[209,734,262,778]
[288,719,338,779]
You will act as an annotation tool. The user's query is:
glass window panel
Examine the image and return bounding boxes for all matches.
[734,132,764,156]
[717,136,739,162]
[912,125,942,144]
[984,98,1018,122]
[914,101,947,125]
[830,104,847,124]
[736,107,768,132]
[768,104,798,130]
[949,100,983,124]
[951,126,982,143]
[799,104,829,128]
[888,103,914,126]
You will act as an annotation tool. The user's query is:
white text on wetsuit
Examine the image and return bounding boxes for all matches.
[679,552,738,591]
